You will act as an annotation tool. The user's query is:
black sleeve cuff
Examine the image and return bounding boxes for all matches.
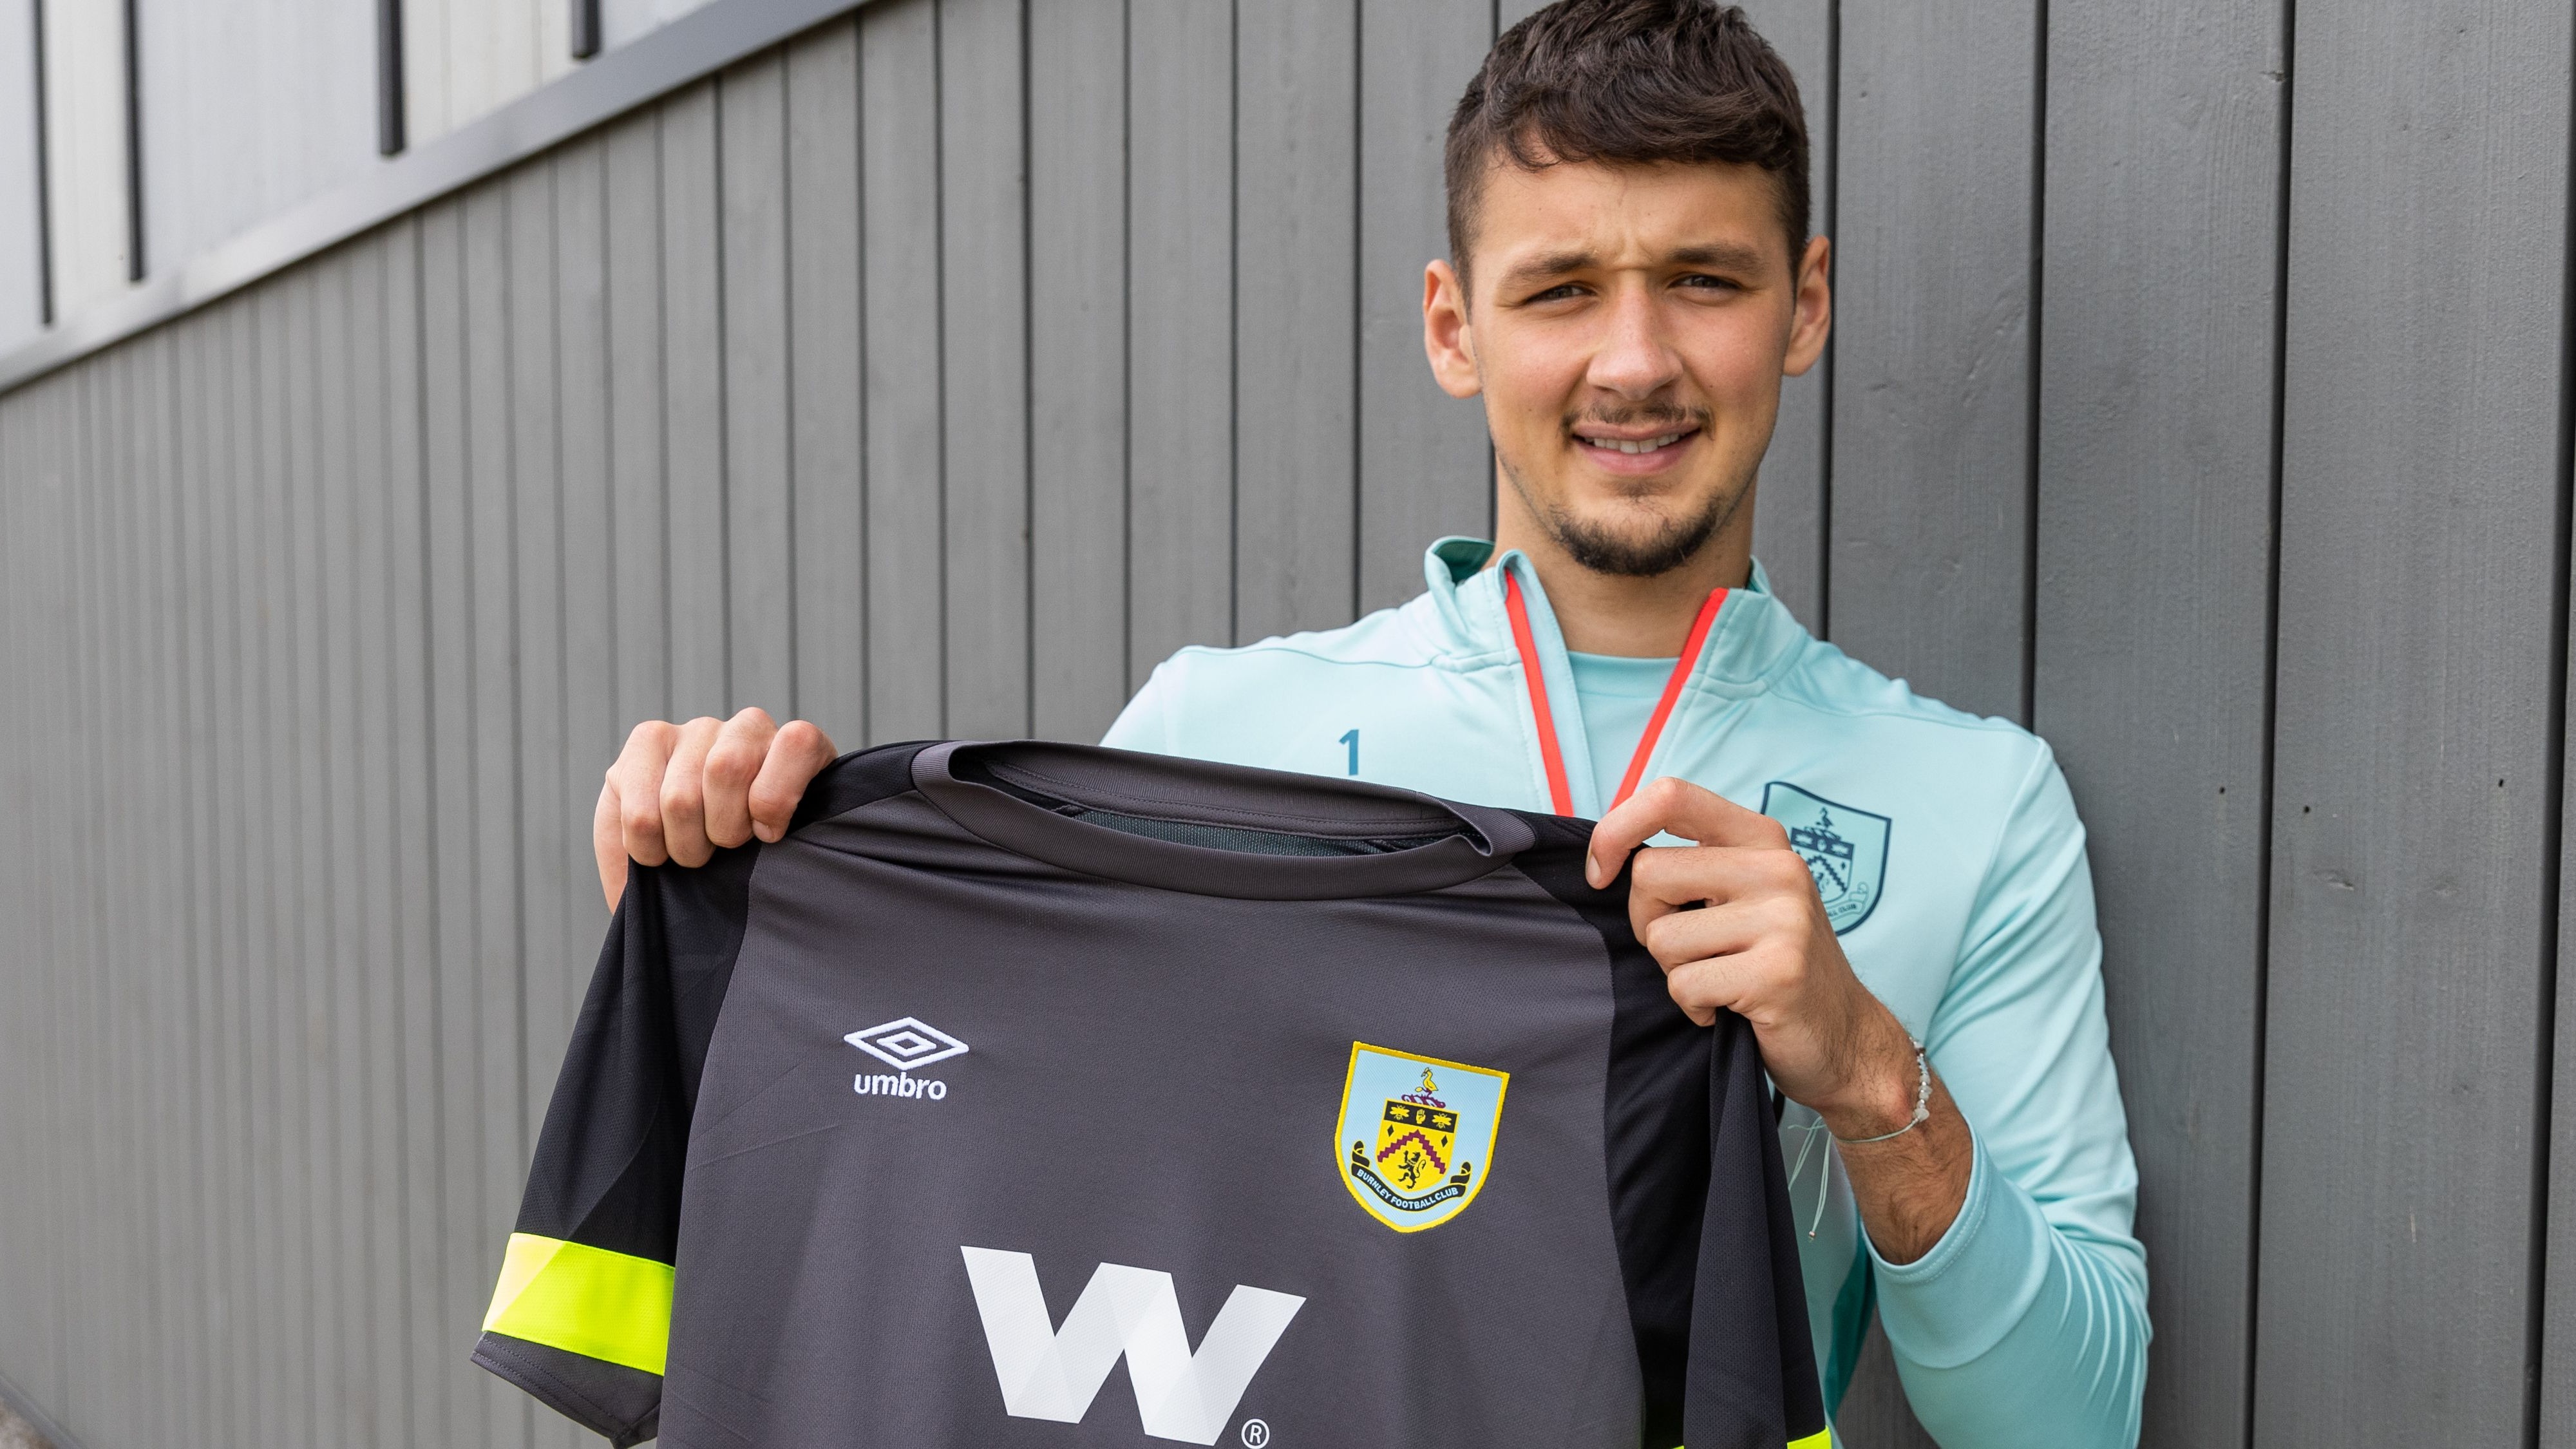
[473,1331,663,1448]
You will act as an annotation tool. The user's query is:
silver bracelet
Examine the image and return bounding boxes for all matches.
[1831,1035,1931,1146]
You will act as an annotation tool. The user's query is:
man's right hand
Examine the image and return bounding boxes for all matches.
[592,708,839,909]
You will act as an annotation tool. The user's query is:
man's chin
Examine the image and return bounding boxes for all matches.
[1545,511,1725,579]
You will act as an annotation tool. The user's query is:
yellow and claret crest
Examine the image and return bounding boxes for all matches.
[1336,1043,1507,1232]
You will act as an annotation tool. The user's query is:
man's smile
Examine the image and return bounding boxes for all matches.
[1571,422,1703,470]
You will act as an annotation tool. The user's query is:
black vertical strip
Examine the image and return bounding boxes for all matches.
[570,0,601,61]
[1816,0,1837,639]
[377,0,406,156]
[2019,0,2045,729]
[2244,1,2294,1442]
[30,0,52,325]
[121,0,142,281]
[2529,10,2576,1443]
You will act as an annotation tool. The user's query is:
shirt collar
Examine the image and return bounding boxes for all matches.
[1417,535,1808,690]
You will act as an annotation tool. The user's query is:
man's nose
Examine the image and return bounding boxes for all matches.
[1587,286,1683,399]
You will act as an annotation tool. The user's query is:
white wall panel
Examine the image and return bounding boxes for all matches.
[37,0,128,316]
[603,0,718,52]
[0,0,42,352]
[138,0,380,281]
[404,0,579,147]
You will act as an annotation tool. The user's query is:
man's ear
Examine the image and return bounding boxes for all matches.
[1423,259,1483,399]
[1783,234,1833,379]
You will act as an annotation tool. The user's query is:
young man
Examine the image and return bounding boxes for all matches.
[593,2,2146,1442]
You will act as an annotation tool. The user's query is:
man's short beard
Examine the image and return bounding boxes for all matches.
[1501,452,1748,579]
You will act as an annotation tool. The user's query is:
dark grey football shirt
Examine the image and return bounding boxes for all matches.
[473,740,1824,1449]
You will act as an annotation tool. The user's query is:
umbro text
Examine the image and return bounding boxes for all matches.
[855,1072,949,1100]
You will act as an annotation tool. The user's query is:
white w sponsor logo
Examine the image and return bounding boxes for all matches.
[959,1247,1304,1444]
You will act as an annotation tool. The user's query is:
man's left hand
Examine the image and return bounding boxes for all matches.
[1586,776,1922,1141]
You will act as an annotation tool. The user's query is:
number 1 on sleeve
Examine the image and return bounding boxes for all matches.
[1339,729,1359,776]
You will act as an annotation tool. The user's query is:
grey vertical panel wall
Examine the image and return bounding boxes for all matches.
[2035,3,2285,1447]
[1,3,2573,1448]
[2259,3,2571,1444]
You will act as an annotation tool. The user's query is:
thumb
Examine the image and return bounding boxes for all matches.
[592,780,629,912]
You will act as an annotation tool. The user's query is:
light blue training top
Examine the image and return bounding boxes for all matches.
[1103,538,2148,1448]
[1565,650,1680,808]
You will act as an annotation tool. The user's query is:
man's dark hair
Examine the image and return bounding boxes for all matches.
[1444,0,1810,286]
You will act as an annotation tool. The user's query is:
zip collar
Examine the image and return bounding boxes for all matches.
[1412,536,1814,817]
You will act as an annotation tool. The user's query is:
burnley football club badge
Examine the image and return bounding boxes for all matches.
[1761,781,1891,935]
[1336,1043,1507,1233]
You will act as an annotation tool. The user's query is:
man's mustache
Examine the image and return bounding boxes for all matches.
[1563,404,1711,433]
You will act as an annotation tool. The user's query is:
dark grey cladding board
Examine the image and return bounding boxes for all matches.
[937,0,1032,741]
[1734,0,1833,635]
[662,80,732,722]
[2032,1,2289,1446]
[1124,0,1235,685]
[1027,0,1128,743]
[2255,1,2573,1444]
[1826,4,2040,1443]
[860,0,945,744]
[1234,0,1359,647]
[0,3,2571,1447]
[1829,0,2039,728]
[721,50,799,718]
[1356,0,1494,615]
[604,106,674,729]
[786,21,869,747]
[463,175,538,1449]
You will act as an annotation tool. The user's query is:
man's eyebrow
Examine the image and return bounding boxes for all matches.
[1498,250,1598,289]
[1497,242,1773,291]
[1669,241,1771,272]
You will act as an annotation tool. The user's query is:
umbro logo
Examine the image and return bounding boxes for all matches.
[846,1016,967,1101]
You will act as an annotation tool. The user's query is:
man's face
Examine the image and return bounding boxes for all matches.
[1424,158,1831,577]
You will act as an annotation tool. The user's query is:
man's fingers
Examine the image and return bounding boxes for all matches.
[1638,893,1794,969]
[749,720,839,842]
[701,708,780,849]
[1622,842,1815,942]
[593,781,629,912]
[658,716,726,867]
[610,719,680,869]
[1586,775,1790,886]
[1662,945,1804,1029]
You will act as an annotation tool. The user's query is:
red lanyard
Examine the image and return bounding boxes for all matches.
[1502,569,1728,817]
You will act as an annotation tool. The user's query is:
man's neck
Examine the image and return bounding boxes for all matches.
[1489,497,1754,658]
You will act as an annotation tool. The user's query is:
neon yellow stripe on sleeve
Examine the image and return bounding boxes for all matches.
[481,1232,676,1376]
[1788,1430,1833,1449]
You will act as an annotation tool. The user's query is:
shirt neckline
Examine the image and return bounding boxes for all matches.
[910,741,1537,900]
[1566,650,1685,699]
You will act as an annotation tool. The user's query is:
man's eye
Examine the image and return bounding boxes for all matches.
[1526,283,1586,303]
[1676,274,1742,292]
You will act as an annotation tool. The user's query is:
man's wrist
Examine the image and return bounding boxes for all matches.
[1814,1014,1926,1141]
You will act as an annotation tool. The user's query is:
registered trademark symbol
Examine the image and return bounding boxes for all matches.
[1240,1419,1271,1447]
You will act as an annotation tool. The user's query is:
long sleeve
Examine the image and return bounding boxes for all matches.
[1870,748,2148,1447]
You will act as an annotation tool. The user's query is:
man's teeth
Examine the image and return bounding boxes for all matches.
[1586,432,1685,455]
